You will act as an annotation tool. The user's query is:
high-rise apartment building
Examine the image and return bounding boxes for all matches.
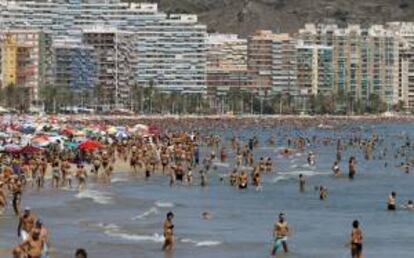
[0,29,45,103]
[82,27,135,107]
[387,22,414,110]
[298,24,399,105]
[0,0,207,107]
[296,41,334,95]
[248,30,297,94]
[52,37,97,92]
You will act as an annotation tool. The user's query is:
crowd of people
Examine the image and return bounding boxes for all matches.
[0,115,413,257]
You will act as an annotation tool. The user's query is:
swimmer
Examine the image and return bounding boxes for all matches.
[238,171,248,189]
[229,169,238,186]
[349,220,363,258]
[201,211,212,220]
[319,186,328,200]
[162,211,174,252]
[332,161,341,176]
[387,192,397,211]
[299,174,305,192]
[13,229,44,258]
[348,157,356,180]
[271,213,290,256]
[17,207,36,241]
[401,200,414,210]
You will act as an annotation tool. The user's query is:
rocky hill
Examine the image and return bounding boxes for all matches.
[145,0,414,36]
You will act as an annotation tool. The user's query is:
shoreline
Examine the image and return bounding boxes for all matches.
[18,113,414,122]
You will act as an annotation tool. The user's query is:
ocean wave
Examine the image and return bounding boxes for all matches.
[132,207,159,220]
[155,201,174,208]
[95,222,120,231]
[272,170,329,183]
[105,231,165,243]
[180,238,221,247]
[75,189,113,204]
[213,162,230,168]
[111,177,128,183]
[196,241,222,247]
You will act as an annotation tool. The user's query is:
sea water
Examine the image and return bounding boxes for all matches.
[1,122,414,258]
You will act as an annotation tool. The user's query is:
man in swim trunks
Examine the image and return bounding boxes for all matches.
[271,213,289,256]
[350,220,363,258]
[387,192,396,211]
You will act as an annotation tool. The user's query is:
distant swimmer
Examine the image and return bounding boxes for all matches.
[307,151,315,166]
[387,192,397,211]
[75,248,88,258]
[349,220,363,258]
[229,169,238,186]
[266,157,273,173]
[200,170,208,187]
[202,211,212,220]
[332,161,341,176]
[252,170,262,191]
[271,213,290,256]
[299,174,305,193]
[162,212,174,252]
[319,186,328,200]
[401,200,414,210]
[238,171,248,189]
[348,157,356,180]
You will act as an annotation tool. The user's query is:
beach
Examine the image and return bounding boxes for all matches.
[0,115,413,258]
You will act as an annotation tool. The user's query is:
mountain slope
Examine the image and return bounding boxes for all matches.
[145,0,414,36]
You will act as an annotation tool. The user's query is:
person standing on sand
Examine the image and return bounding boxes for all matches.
[12,178,23,216]
[162,212,174,252]
[271,213,290,256]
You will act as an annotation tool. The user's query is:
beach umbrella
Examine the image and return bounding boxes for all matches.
[64,141,78,150]
[78,139,103,150]
[31,134,51,147]
[131,124,149,134]
[107,126,117,135]
[61,128,75,136]
[3,144,21,153]
[19,145,43,154]
[0,132,9,138]
[148,125,161,135]
[115,131,129,139]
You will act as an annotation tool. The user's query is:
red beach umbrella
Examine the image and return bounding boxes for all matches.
[78,140,103,151]
[19,145,43,154]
